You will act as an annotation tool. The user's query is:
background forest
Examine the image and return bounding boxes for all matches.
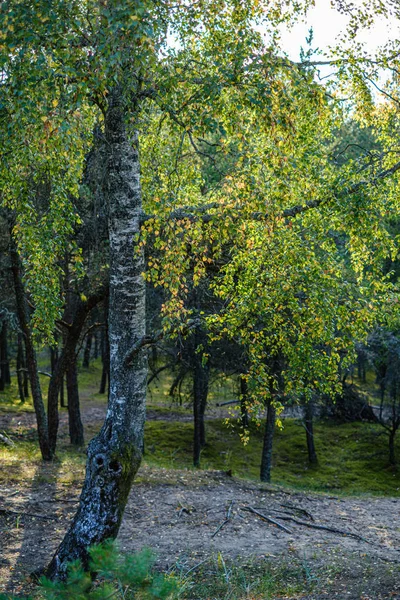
[1,0,400,598]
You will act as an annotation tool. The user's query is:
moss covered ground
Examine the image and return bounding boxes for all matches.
[0,358,399,495]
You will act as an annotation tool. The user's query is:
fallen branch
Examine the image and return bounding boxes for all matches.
[272,513,369,543]
[280,503,315,521]
[241,506,292,534]
[17,368,52,378]
[0,433,14,447]
[211,500,234,538]
[0,508,57,520]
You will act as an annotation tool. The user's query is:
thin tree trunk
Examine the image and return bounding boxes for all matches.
[240,376,249,428]
[304,400,318,465]
[193,328,209,467]
[389,430,396,466]
[82,334,92,368]
[67,359,84,446]
[45,92,146,579]
[10,242,52,461]
[1,322,10,385]
[260,400,276,483]
[60,376,65,408]
[0,324,4,392]
[17,333,25,404]
[94,331,99,359]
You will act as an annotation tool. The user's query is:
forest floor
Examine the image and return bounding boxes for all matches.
[0,362,400,599]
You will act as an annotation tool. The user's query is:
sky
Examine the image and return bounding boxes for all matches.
[278,0,400,60]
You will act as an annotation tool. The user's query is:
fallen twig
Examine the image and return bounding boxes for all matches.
[272,513,369,542]
[211,518,229,538]
[280,502,315,521]
[0,433,14,447]
[211,500,235,538]
[241,506,292,534]
[0,508,57,521]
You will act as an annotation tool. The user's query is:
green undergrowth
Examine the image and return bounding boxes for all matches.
[1,359,400,495]
[180,553,317,599]
[143,417,400,495]
[1,412,399,494]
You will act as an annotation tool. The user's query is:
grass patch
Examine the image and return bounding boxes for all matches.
[144,418,400,495]
[179,554,316,599]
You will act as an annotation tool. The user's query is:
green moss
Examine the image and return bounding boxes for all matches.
[144,419,400,495]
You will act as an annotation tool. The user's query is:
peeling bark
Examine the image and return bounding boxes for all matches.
[45,91,146,579]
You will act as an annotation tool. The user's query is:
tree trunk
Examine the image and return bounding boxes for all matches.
[60,376,65,408]
[389,430,396,466]
[1,322,10,385]
[240,376,249,428]
[17,333,25,404]
[10,243,52,461]
[304,400,318,465]
[45,92,146,579]
[67,359,84,446]
[193,328,209,467]
[99,301,110,395]
[82,334,92,368]
[0,324,5,392]
[94,331,99,360]
[260,400,276,483]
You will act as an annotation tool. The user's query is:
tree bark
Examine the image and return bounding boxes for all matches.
[240,376,249,428]
[94,331,99,360]
[99,299,110,395]
[0,323,5,392]
[1,321,10,386]
[82,333,92,368]
[16,333,25,404]
[10,243,52,461]
[389,430,396,466]
[193,328,209,467]
[67,358,84,446]
[45,91,146,579]
[260,400,276,483]
[47,290,105,455]
[304,400,318,465]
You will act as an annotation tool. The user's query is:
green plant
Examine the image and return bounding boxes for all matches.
[0,542,179,600]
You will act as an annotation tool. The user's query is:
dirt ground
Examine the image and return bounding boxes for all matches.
[1,405,400,599]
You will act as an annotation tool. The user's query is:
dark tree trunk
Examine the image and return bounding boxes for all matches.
[23,369,29,398]
[94,331,99,360]
[45,92,146,579]
[67,359,84,446]
[240,376,249,428]
[60,376,65,408]
[193,328,210,467]
[304,400,318,465]
[389,430,396,466]
[50,345,58,375]
[82,334,92,368]
[0,325,4,392]
[50,341,66,408]
[1,322,10,385]
[47,291,104,455]
[17,333,25,404]
[0,321,10,390]
[260,400,276,483]
[10,243,52,461]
